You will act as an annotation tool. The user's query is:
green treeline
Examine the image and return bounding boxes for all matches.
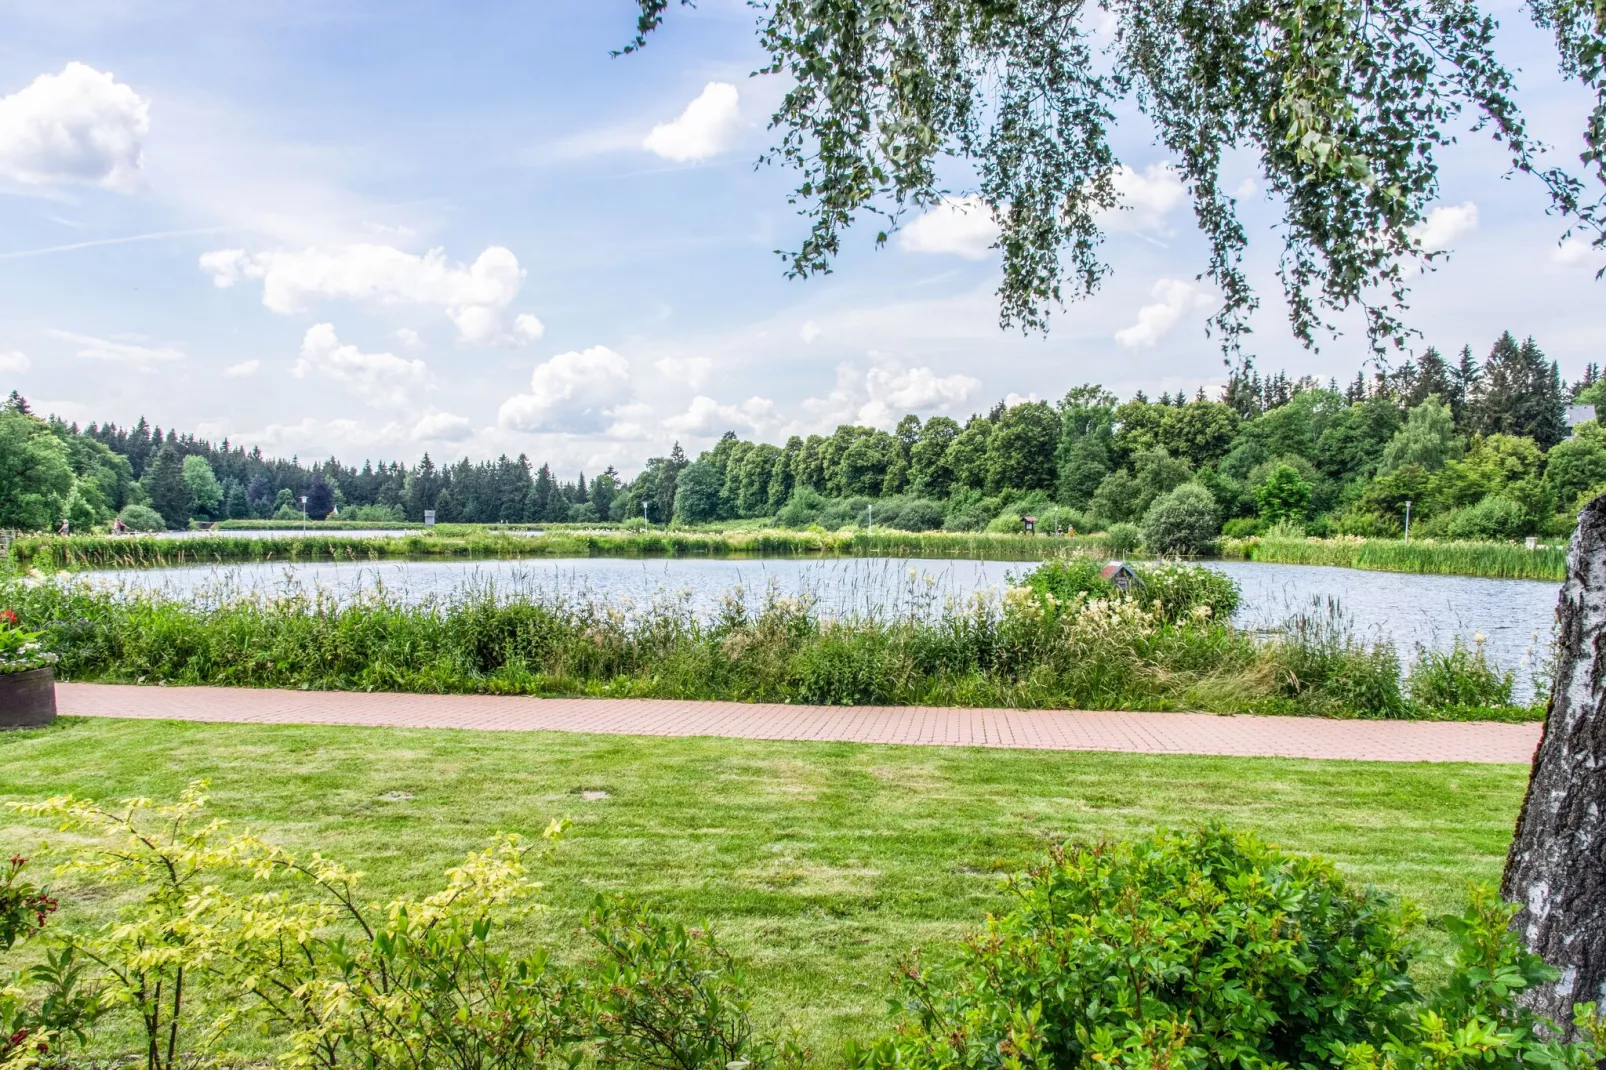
[1,332,1598,547]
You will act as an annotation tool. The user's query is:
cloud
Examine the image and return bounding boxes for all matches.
[412,410,474,442]
[1413,201,1478,252]
[664,395,779,437]
[514,313,545,344]
[499,345,633,433]
[643,82,742,162]
[1102,162,1186,231]
[0,62,149,191]
[1554,236,1606,268]
[292,323,430,408]
[1114,278,1217,348]
[0,351,30,372]
[654,354,713,388]
[899,196,999,259]
[393,327,423,348]
[801,356,982,430]
[799,321,822,343]
[200,244,529,344]
[49,328,182,368]
[223,359,259,377]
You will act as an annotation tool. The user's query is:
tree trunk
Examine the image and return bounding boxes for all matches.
[1502,494,1606,1034]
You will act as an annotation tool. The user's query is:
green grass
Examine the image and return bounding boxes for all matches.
[0,716,1529,1055]
[11,529,1074,570]
[1221,535,1567,580]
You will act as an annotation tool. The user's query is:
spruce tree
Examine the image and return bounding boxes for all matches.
[140,444,195,529]
[1470,332,1567,447]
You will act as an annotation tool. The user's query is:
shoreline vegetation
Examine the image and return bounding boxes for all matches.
[6,525,1569,581]
[6,558,1542,722]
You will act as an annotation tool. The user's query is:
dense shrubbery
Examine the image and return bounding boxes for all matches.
[845,827,1603,1070]
[5,799,1599,1070]
[4,559,1538,720]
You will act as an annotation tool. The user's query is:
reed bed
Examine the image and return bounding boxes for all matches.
[1219,535,1567,581]
[7,529,1088,571]
[6,560,1539,720]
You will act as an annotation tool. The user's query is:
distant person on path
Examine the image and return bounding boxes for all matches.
[56,518,69,537]
[112,517,128,535]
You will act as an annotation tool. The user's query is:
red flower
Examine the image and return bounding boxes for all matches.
[0,610,16,627]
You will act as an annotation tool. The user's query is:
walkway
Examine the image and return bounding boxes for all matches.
[54,683,1541,764]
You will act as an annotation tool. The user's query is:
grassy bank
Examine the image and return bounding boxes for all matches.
[9,528,1082,570]
[0,717,1533,1055]
[1220,534,1567,581]
[8,561,1539,720]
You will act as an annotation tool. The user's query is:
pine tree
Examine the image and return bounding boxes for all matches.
[1452,345,1480,429]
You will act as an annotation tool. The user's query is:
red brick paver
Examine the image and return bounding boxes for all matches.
[54,683,1540,764]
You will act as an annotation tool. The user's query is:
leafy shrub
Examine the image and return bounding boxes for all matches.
[1407,639,1516,713]
[1445,495,1528,540]
[343,503,406,522]
[115,504,166,533]
[1141,482,1219,555]
[1221,516,1265,538]
[848,826,1421,1069]
[849,828,1601,1070]
[874,497,946,531]
[568,501,601,523]
[1097,521,1142,555]
[6,783,790,1070]
[1022,559,1239,624]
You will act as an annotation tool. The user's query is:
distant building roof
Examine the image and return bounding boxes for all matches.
[1568,404,1596,427]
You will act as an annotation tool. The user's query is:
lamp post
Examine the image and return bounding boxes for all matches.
[643,500,649,529]
[300,495,308,532]
[867,504,873,532]
[1403,499,1412,543]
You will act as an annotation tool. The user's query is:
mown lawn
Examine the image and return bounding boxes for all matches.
[0,716,1529,1055]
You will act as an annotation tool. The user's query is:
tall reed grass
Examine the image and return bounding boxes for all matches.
[5,561,1540,720]
[1219,535,1566,581]
[8,530,1099,571]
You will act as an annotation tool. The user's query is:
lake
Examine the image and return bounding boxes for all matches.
[79,555,1559,681]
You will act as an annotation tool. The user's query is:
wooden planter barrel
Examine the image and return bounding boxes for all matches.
[0,668,56,729]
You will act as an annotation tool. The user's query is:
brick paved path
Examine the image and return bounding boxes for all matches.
[54,683,1541,764]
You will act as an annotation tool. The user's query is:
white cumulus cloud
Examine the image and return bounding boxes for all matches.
[899,196,999,259]
[654,354,713,388]
[643,82,742,162]
[1102,162,1186,231]
[49,329,182,368]
[223,359,259,378]
[0,62,149,191]
[412,411,474,442]
[1114,279,1217,348]
[664,395,779,437]
[802,357,982,430]
[499,345,633,433]
[799,321,823,344]
[1554,236,1606,269]
[0,351,30,373]
[200,244,529,344]
[1413,201,1479,252]
[514,313,545,344]
[292,323,430,408]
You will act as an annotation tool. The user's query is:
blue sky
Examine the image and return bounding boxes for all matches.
[1,0,1603,476]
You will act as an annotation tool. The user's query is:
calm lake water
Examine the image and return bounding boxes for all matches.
[80,555,1559,679]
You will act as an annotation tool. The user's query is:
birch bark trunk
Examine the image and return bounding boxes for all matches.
[1502,495,1606,1035]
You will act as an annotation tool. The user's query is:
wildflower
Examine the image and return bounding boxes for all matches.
[1472,631,1487,645]
[0,609,15,626]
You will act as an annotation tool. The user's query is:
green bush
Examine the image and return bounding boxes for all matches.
[1141,482,1219,555]
[1407,639,1516,713]
[1274,598,1408,717]
[115,504,167,533]
[1221,516,1265,538]
[1097,521,1142,555]
[1444,495,1529,540]
[852,827,1411,1069]
[848,827,1601,1070]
